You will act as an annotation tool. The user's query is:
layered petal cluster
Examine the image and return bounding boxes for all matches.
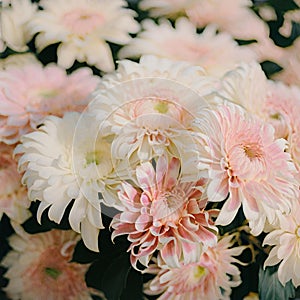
[111,156,218,268]
[15,113,120,251]
[88,55,215,176]
[1,227,104,300]
[263,200,300,287]
[220,62,300,170]
[29,0,140,71]
[0,143,30,223]
[0,60,99,144]
[196,103,298,235]
[140,0,269,42]
[0,0,37,52]
[119,18,257,77]
[144,234,245,300]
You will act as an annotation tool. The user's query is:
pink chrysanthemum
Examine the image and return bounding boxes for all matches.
[0,61,99,144]
[197,103,298,235]
[111,156,218,269]
[1,227,104,300]
[144,234,245,300]
[0,143,30,223]
[263,199,300,287]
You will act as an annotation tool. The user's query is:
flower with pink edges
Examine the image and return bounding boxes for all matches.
[144,234,246,300]
[29,0,139,71]
[263,199,300,287]
[0,143,30,223]
[111,155,218,269]
[196,103,298,235]
[1,227,105,300]
[119,18,257,77]
[0,60,99,144]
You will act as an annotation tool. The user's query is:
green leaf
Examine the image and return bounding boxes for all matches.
[259,266,295,300]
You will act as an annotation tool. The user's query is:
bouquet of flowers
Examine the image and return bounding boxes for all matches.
[1,0,300,299]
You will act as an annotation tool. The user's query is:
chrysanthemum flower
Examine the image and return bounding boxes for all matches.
[0,143,30,223]
[15,113,120,251]
[196,103,298,235]
[111,155,218,269]
[0,60,99,144]
[29,0,140,71]
[0,0,37,52]
[263,199,300,287]
[119,18,256,77]
[0,53,38,70]
[1,227,104,300]
[88,55,215,175]
[140,0,269,42]
[144,234,245,300]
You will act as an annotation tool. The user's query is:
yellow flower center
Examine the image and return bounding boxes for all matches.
[193,265,206,279]
[154,101,169,114]
[85,150,103,165]
[243,143,263,160]
[296,226,300,237]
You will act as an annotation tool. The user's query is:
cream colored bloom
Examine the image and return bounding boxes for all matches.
[0,0,37,52]
[0,53,38,70]
[263,199,300,287]
[2,227,104,300]
[88,55,216,179]
[29,0,140,71]
[0,143,30,223]
[119,18,257,77]
[16,113,119,251]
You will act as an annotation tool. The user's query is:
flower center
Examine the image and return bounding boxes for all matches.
[270,112,282,120]
[85,150,103,165]
[193,265,206,279]
[63,9,104,35]
[243,143,263,160]
[154,101,169,114]
[151,188,185,224]
[296,226,300,237]
[44,267,62,280]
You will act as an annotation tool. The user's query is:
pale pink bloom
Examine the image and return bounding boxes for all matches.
[119,18,257,77]
[263,199,300,287]
[144,234,245,300]
[111,156,218,269]
[0,61,99,144]
[220,63,300,140]
[0,0,37,52]
[88,55,216,175]
[15,112,120,252]
[196,103,298,235]
[185,0,269,43]
[0,143,30,223]
[1,227,104,300]
[29,0,139,71]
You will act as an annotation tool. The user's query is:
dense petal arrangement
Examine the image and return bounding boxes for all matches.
[0,0,37,52]
[29,0,140,71]
[88,55,215,175]
[0,143,30,223]
[119,18,257,77]
[0,60,99,144]
[144,234,245,299]
[15,113,119,251]
[263,200,300,287]
[1,227,103,300]
[111,156,218,268]
[196,103,298,235]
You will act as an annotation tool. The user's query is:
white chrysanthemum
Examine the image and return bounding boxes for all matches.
[119,18,257,77]
[29,0,140,71]
[0,53,38,70]
[15,112,120,251]
[88,55,215,179]
[0,0,37,52]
